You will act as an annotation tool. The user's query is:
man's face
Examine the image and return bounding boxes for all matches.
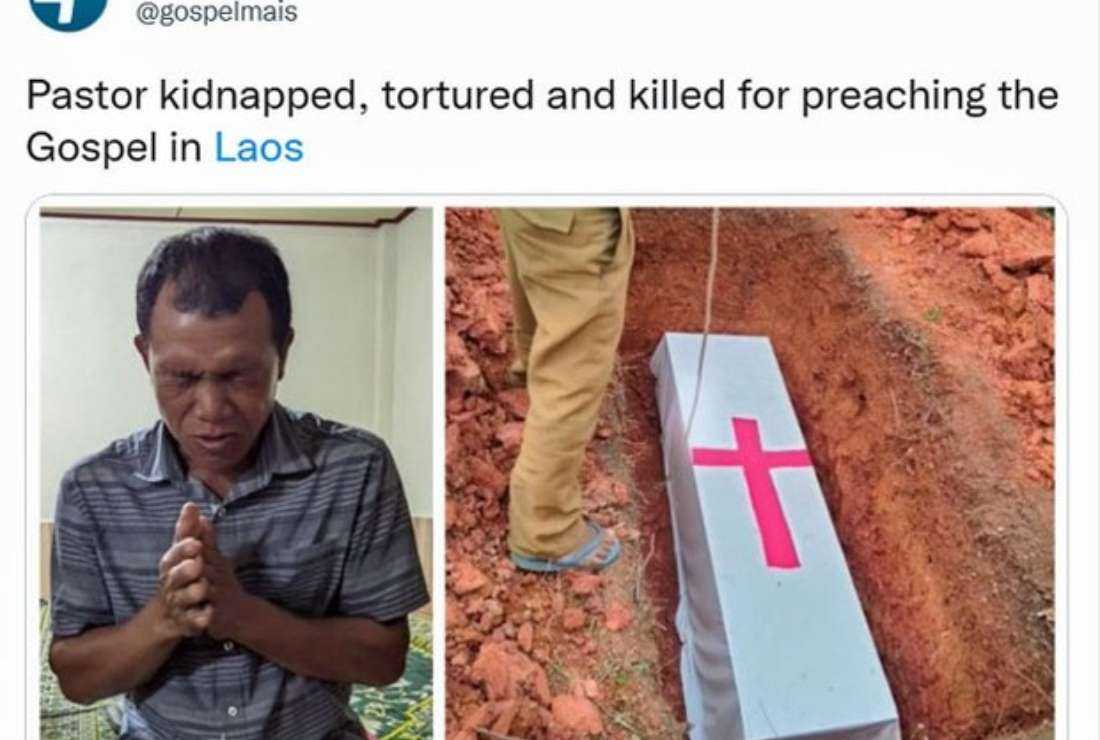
[135,282,289,480]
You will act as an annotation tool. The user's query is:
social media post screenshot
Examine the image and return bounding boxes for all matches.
[5,2,1098,739]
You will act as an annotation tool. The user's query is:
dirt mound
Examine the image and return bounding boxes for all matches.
[446,207,1053,739]
[831,207,1054,486]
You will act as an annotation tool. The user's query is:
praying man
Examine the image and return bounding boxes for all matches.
[48,226,429,739]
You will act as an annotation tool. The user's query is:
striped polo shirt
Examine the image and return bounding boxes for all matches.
[49,403,430,740]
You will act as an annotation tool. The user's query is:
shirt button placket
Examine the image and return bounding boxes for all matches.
[217,498,238,731]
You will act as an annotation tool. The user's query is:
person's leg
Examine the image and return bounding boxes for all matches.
[501,226,536,386]
[496,208,635,560]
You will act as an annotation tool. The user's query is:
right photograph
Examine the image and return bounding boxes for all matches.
[444,207,1054,740]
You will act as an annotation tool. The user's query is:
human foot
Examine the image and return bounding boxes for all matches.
[510,521,621,573]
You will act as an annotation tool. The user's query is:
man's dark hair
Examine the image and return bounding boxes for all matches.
[136,226,292,349]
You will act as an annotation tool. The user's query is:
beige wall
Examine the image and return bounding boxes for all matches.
[40,210,433,519]
[381,209,434,521]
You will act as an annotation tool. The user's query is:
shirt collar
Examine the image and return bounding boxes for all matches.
[257,403,315,478]
[135,422,185,484]
[134,403,314,486]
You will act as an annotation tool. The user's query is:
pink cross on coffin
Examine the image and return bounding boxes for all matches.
[691,417,813,569]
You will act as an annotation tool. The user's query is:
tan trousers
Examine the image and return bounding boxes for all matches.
[495,208,635,559]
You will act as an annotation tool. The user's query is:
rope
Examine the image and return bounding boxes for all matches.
[683,207,720,444]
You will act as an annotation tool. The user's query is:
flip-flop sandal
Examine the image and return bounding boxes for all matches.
[510,521,622,573]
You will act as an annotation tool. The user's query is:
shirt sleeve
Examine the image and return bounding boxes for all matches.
[336,440,430,622]
[50,473,114,638]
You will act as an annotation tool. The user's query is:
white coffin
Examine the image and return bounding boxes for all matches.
[650,333,900,740]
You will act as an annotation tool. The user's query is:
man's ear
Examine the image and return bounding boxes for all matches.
[277,328,295,380]
[134,334,151,372]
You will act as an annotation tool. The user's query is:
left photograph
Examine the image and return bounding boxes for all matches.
[34,206,434,740]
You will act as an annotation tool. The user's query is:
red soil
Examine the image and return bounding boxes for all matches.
[446,207,1054,739]
[445,209,683,739]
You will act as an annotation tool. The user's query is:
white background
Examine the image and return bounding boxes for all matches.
[2,1,1096,737]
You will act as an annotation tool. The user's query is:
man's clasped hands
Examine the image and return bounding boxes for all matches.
[156,501,249,642]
